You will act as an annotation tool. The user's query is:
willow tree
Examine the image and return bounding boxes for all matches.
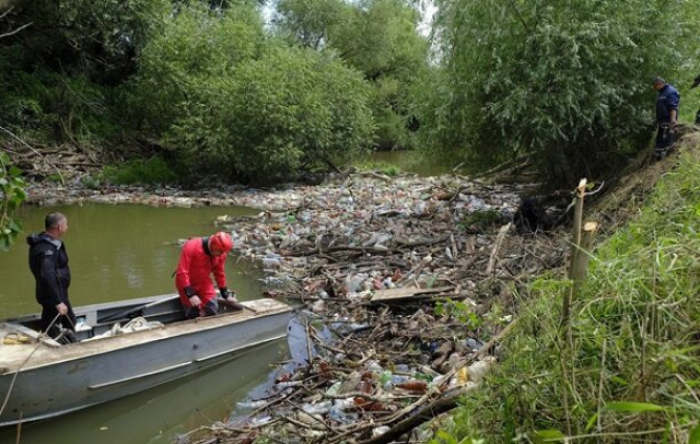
[423,0,697,185]
[276,0,430,150]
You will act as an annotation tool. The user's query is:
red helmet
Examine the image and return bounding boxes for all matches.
[209,232,233,254]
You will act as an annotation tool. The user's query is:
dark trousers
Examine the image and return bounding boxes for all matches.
[656,123,675,150]
[40,300,77,338]
[185,299,219,319]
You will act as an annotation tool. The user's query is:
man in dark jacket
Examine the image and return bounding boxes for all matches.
[27,212,76,340]
[652,76,680,160]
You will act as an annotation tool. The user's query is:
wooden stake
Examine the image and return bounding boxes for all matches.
[562,179,587,330]
[571,221,599,297]
[568,179,587,280]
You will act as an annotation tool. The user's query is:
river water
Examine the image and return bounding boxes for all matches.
[0,203,265,318]
[0,202,289,444]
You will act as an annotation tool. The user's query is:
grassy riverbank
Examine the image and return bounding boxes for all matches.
[436,133,700,443]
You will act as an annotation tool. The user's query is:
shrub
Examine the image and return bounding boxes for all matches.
[165,45,374,184]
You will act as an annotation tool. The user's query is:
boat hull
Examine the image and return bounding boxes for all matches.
[0,297,292,426]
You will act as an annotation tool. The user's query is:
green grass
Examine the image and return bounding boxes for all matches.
[355,160,403,177]
[101,156,177,185]
[434,139,700,443]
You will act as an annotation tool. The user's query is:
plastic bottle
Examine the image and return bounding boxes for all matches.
[457,367,468,385]
[333,398,355,410]
[467,357,495,382]
[326,381,341,396]
[390,374,409,385]
[379,371,392,389]
[366,360,383,374]
[465,338,483,351]
[250,414,272,426]
[395,380,427,393]
[346,274,367,293]
[395,364,410,373]
[328,407,348,422]
[237,400,268,410]
[372,426,391,437]
[302,401,332,415]
[262,257,282,268]
[382,277,395,289]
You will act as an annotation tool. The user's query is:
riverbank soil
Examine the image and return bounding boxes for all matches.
[7,127,698,444]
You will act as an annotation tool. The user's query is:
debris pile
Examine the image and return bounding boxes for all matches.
[181,173,570,444]
[214,175,565,294]
[182,308,511,444]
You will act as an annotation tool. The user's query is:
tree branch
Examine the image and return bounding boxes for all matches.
[0,21,33,39]
[508,0,531,34]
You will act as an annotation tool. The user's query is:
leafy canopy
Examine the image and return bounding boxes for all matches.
[130,3,374,184]
[276,0,430,150]
[423,0,698,185]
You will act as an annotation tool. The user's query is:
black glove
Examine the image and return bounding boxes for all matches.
[220,287,235,300]
[692,75,700,89]
[184,286,197,298]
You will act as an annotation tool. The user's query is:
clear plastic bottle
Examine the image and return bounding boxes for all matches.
[302,401,332,415]
[328,407,348,422]
[237,399,267,410]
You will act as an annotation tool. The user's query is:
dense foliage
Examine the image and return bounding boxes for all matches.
[0,152,26,250]
[275,0,429,150]
[127,3,374,183]
[163,45,374,183]
[0,0,168,141]
[424,0,700,185]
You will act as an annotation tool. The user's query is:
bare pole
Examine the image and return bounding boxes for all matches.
[562,178,587,330]
[571,222,599,297]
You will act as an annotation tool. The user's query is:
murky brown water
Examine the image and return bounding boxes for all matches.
[0,151,456,443]
[0,203,265,318]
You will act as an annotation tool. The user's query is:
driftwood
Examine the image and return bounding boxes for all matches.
[369,286,455,303]
[0,126,65,184]
[359,386,469,444]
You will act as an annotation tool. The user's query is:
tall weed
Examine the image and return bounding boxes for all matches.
[437,143,700,443]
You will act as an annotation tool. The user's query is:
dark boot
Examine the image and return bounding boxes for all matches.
[655,147,667,161]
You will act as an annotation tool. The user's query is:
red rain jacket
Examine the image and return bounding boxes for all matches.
[175,237,227,307]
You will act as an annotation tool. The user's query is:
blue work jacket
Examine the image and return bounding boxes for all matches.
[656,83,680,123]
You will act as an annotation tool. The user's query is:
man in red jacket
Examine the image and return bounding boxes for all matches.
[175,232,236,319]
